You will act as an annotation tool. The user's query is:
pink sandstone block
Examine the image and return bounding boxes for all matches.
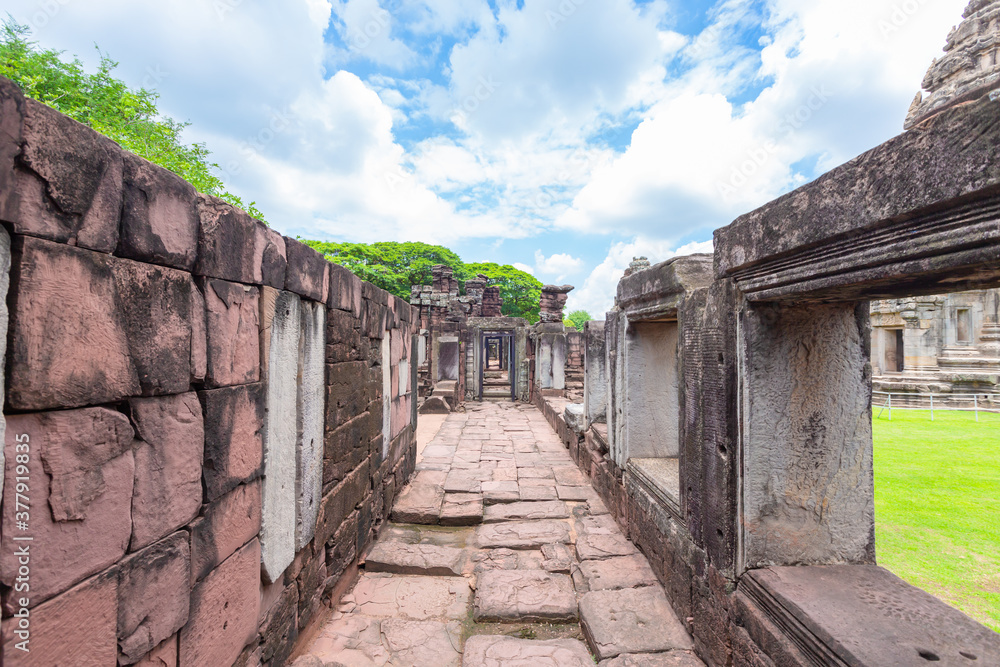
[180,538,261,667]
[0,77,24,223]
[284,237,329,302]
[112,258,197,396]
[253,221,287,288]
[190,480,262,583]
[7,98,123,252]
[1,568,118,666]
[190,281,207,383]
[198,384,265,501]
[328,262,362,318]
[2,409,135,607]
[203,278,261,387]
[117,532,191,664]
[129,393,204,550]
[194,193,256,283]
[133,635,178,667]
[119,152,199,270]
[7,236,140,410]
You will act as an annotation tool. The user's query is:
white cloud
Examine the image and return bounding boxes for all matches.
[533,250,584,282]
[568,238,715,317]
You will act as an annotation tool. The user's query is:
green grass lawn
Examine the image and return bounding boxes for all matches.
[873,408,1000,632]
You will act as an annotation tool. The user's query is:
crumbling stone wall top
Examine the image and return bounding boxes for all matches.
[540,284,574,323]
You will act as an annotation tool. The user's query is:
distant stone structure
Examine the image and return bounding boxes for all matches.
[539,284,574,323]
[905,0,1000,129]
[871,289,1000,398]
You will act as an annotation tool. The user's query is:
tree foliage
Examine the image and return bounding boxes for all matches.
[564,310,592,332]
[0,19,265,221]
[303,240,543,323]
[465,262,542,324]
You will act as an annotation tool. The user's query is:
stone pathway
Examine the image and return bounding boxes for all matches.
[294,403,703,667]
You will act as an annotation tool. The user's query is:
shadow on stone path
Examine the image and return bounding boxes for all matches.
[293,403,704,667]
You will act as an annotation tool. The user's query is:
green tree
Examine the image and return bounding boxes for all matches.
[0,19,265,221]
[564,310,592,331]
[304,240,465,299]
[465,262,542,324]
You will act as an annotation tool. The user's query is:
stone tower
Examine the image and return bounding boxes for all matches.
[905,0,1000,129]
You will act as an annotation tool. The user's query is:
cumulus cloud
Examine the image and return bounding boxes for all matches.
[533,250,585,282]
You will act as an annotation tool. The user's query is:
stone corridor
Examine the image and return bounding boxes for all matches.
[292,403,703,666]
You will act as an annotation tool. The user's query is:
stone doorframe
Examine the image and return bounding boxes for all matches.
[465,317,530,402]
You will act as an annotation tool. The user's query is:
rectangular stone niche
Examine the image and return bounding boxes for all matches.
[620,321,680,502]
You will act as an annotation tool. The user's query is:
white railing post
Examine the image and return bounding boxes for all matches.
[974,394,979,423]
[930,394,934,421]
[888,393,892,421]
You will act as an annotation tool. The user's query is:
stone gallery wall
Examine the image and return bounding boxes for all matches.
[0,77,417,666]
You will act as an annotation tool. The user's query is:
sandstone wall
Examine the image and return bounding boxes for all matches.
[0,76,417,666]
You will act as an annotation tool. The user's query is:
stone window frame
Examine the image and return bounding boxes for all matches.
[714,93,1000,662]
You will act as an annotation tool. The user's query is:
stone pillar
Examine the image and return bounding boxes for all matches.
[539,284,573,323]
[260,288,301,582]
[584,320,607,427]
[740,302,874,571]
[482,286,503,317]
[295,301,325,551]
[0,228,8,513]
[979,288,1000,359]
[535,323,568,391]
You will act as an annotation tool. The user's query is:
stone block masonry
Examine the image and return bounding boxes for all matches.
[0,75,418,666]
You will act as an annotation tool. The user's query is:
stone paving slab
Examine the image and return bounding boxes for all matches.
[391,471,446,524]
[578,554,659,591]
[558,485,599,502]
[441,493,484,526]
[462,635,595,667]
[484,500,570,523]
[304,614,463,667]
[474,570,578,622]
[520,484,560,501]
[580,587,694,661]
[346,573,472,621]
[364,541,465,577]
[481,480,520,504]
[472,548,544,572]
[476,520,572,549]
[599,651,706,666]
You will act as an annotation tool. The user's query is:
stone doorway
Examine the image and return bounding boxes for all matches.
[480,331,515,401]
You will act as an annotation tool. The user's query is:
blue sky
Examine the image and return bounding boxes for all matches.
[5,0,967,314]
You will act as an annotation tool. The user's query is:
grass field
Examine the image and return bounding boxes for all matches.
[873,408,1000,632]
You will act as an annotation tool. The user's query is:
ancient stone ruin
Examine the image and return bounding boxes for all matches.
[1,1,1000,665]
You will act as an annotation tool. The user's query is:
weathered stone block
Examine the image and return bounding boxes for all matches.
[349,573,471,621]
[194,193,256,282]
[390,470,445,524]
[474,570,578,622]
[326,361,374,430]
[0,77,25,224]
[462,636,595,667]
[323,409,376,490]
[113,259,197,396]
[2,409,134,606]
[190,281,207,383]
[325,307,364,363]
[129,393,204,550]
[119,153,199,270]
[203,278,260,388]
[190,480,262,583]
[328,262,362,318]
[259,582,299,667]
[133,636,179,667]
[0,227,9,515]
[285,237,329,302]
[199,383,264,501]
[7,98,123,252]
[133,635,179,667]
[179,538,261,667]
[297,300,326,550]
[475,520,572,549]
[365,541,465,576]
[315,459,370,547]
[117,532,191,665]
[253,221,286,288]
[1,569,118,666]
[260,288,301,582]
[580,587,693,661]
[7,236,139,410]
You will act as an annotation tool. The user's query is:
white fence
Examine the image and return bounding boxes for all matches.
[873,391,1000,421]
